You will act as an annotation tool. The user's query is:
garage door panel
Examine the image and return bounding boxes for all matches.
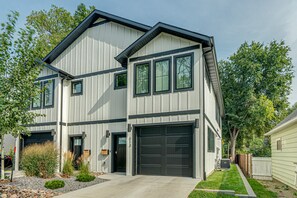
[137,125,193,177]
[23,132,53,147]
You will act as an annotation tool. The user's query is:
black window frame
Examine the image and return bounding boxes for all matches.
[153,57,171,95]
[216,100,221,126]
[43,79,55,108]
[114,71,127,90]
[134,61,151,97]
[173,52,194,92]
[276,138,282,151]
[205,65,211,92]
[71,80,83,96]
[31,82,42,110]
[208,127,215,153]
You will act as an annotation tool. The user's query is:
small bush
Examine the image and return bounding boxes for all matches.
[44,180,65,189]
[77,153,90,175]
[76,174,95,182]
[21,142,58,178]
[62,151,74,177]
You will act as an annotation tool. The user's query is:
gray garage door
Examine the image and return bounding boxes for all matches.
[137,125,193,177]
[23,132,53,147]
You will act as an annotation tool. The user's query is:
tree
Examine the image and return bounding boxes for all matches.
[0,11,43,179]
[26,3,95,58]
[219,41,294,162]
[287,102,297,115]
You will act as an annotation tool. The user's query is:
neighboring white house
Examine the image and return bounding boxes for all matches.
[13,10,224,180]
[265,109,297,190]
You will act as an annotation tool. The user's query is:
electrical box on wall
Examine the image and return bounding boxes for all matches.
[101,149,109,155]
[83,149,91,156]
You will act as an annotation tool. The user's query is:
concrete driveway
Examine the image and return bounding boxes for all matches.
[57,174,200,198]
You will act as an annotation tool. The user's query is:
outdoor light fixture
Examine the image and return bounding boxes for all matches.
[82,131,86,139]
[106,130,110,138]
[51,129,56,136]
[128,124,132,132]
[195,119,199,128]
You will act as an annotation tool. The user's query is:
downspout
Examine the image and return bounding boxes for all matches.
[59,77,64,172]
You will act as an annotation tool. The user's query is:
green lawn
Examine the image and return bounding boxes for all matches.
[195,164,247,194]
[189,191,234,198]
[247,178,277,198]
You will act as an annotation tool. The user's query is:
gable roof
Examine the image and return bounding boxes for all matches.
[115,22,212,66]
[36,59,74,80]
[115,22,224,116]
[265,109,297,136]
[43,9,151,64]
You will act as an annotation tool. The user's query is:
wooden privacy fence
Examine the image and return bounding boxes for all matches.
[236,154,252,177]
[236,154,272,180]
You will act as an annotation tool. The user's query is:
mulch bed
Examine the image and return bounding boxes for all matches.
[0,173,108,198]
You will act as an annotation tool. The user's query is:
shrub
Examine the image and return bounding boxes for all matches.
[77,153,90,175]
[44,180,65,189]
[62,151,74,177]
[21,142,58,178]
[76,174,95,182]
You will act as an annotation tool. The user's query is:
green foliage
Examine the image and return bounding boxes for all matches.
[26,3,95,58]
[248,138,271,157]
[77,153,90,175]
[44,180,65,190]
[248,179,277,198]
[219,41,294,160]
[76,173,95,182]
[21,142,58,178]
[62,151,74,177]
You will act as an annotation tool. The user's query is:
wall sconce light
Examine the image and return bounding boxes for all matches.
[128,124,132,132]
[106,130,110,138]
[51,129,56,136]
[195,119,199,128]
[82,131,86,139]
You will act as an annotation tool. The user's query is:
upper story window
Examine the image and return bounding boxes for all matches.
[276,138,282,151]
[205,66,211,92]
[174,53,194,91]
[216,101,220,126]
[32,82,42,109]
[71,80,83,96]
[134,62,150,96]
[114,72,127,89]
[43,80,54,108]
[154,58,171,94]
[208,127,215,152]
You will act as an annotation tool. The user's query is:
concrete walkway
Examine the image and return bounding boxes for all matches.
[57,174,200,198]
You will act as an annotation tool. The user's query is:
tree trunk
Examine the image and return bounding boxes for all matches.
[229,128,239,163]
[1,135,4,179]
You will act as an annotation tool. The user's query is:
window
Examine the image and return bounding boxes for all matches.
[114,72,127,89]
[205,65,211,92]
[43,80,54,108]
[32,82,42,109]
[216,101,221,126]
[135,62,150,96]
[71,80,83,95]
[276,139,282,151]
[154,58,171,94]
[174,53,193,91]
[208,127,215,152]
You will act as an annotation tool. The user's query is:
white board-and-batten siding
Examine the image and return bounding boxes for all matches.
[127,33,202,125]
[271,123,297,190]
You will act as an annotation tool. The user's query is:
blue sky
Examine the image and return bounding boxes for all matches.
[0,0,296,105]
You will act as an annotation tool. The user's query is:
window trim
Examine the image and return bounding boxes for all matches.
[208,127,215,153]
[71,80,83,96]
[134,61,151,97]
[43,79,55,108]
[31,82,42,110]
[153,57,172,95]
[114,71,127,90]
[276,138,282,151]
[173,52,194,92]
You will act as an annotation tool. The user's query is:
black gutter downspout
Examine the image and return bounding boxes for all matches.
[59,77,64,172]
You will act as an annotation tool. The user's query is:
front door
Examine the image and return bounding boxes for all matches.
[70,136,83,169]
[113,134,126,172]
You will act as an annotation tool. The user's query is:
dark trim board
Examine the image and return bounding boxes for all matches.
[74,67,126,79]
[67,118,127,126]
[129,109,200,119]
[130,45,200,63]
[89,20,110,28]
[26,122,57,127]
